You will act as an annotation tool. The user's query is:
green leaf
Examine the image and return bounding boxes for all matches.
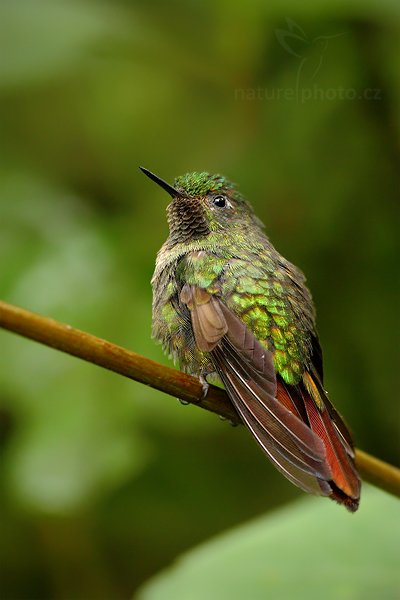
[138,486,400,600]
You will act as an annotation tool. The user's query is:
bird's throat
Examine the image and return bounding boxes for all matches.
[166,197,210,244]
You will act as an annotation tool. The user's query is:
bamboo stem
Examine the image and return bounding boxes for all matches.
[0,299,399,499]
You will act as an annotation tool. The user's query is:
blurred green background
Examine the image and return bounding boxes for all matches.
[0,1,399,598]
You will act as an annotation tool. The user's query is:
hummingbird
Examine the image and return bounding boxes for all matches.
[141,167,361,511]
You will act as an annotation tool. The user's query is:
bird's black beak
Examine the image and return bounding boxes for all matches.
[140,167,182,198]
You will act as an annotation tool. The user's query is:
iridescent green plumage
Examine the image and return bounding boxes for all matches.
[152,172,314,386]
[143,168,361,511]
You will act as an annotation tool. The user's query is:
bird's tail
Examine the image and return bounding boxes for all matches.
[277,372,361,512]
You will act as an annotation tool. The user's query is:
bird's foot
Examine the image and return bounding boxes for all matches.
[177,375,209,406]
[198,374,209,402]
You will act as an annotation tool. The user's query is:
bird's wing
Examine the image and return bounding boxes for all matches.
[180,284,332,496]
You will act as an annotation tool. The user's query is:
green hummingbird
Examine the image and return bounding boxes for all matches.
[141,167,361,511]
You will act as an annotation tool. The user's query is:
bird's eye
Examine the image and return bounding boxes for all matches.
[213,195,227,208]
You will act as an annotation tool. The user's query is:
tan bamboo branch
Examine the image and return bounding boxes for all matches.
[0,299,399,499]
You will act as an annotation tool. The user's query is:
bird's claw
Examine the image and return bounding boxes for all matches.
[198,374,209,401]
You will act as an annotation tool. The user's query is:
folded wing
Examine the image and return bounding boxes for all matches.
[180,284,341,499]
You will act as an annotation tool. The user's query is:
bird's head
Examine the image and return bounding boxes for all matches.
[140,168,263,244]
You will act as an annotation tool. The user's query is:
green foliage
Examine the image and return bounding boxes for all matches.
[138,487,400,600]
[0,0,399,597]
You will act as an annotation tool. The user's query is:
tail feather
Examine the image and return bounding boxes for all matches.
[275,379,302,419]
[277,373,360,511]
[303,390,360,503]
[309,368,355,458]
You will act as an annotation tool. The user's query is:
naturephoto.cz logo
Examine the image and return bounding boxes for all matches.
[234,19,382,103]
